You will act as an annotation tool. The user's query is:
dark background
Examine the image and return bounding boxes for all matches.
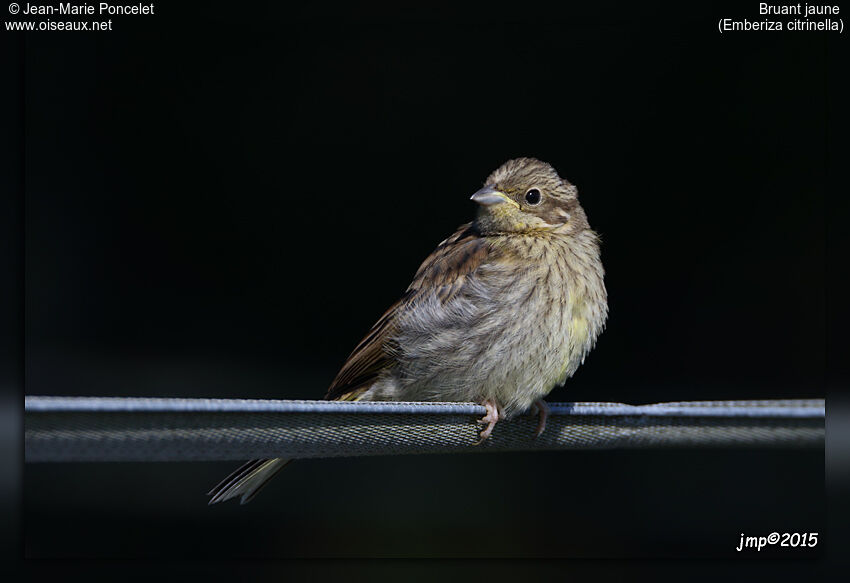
[12,0,836,568]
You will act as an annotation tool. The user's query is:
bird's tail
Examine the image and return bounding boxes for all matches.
[207,458,291,505]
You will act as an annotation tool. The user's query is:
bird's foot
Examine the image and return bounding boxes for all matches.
[532,399,550,438]
[476,399,502,444]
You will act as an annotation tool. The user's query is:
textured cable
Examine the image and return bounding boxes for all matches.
[25,397,825,462]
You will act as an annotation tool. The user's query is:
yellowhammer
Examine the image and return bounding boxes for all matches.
[209,157,608,504]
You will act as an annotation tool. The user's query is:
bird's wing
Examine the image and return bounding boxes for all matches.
[325,222,489,400]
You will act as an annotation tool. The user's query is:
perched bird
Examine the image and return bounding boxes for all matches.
[208,157,608,504]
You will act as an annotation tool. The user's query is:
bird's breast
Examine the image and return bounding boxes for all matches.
[478,233,606,403]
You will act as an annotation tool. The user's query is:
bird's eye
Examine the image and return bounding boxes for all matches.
[525,188,542,205]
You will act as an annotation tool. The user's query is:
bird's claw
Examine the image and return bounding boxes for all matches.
[475,398,548,444]
[532,399,550,438]
[476,399,502,444]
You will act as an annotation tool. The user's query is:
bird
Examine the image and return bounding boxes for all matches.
[207,157,608,504]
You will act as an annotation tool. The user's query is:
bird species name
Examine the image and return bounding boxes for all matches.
[759,3,839,16]
[720,4,843,32]
[721,18,841,31]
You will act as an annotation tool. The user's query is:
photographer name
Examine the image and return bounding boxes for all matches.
[21,3,154,16]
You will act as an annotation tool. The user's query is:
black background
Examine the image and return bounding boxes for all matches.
[14,0,836,570]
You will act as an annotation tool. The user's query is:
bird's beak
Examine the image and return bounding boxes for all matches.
[470,186,514,207]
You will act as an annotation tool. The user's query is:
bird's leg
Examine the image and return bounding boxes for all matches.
[476,399,502,444]
[532,399,550,438]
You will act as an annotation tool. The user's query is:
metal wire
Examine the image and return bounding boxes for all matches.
[25,396,825,462]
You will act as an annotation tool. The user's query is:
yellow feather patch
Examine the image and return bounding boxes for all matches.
[569,315,588,346]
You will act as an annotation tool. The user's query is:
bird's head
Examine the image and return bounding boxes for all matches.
[471,157,587,236]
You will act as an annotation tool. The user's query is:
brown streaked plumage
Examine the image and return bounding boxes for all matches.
[208,157,608,504]
[325,224,489,401]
